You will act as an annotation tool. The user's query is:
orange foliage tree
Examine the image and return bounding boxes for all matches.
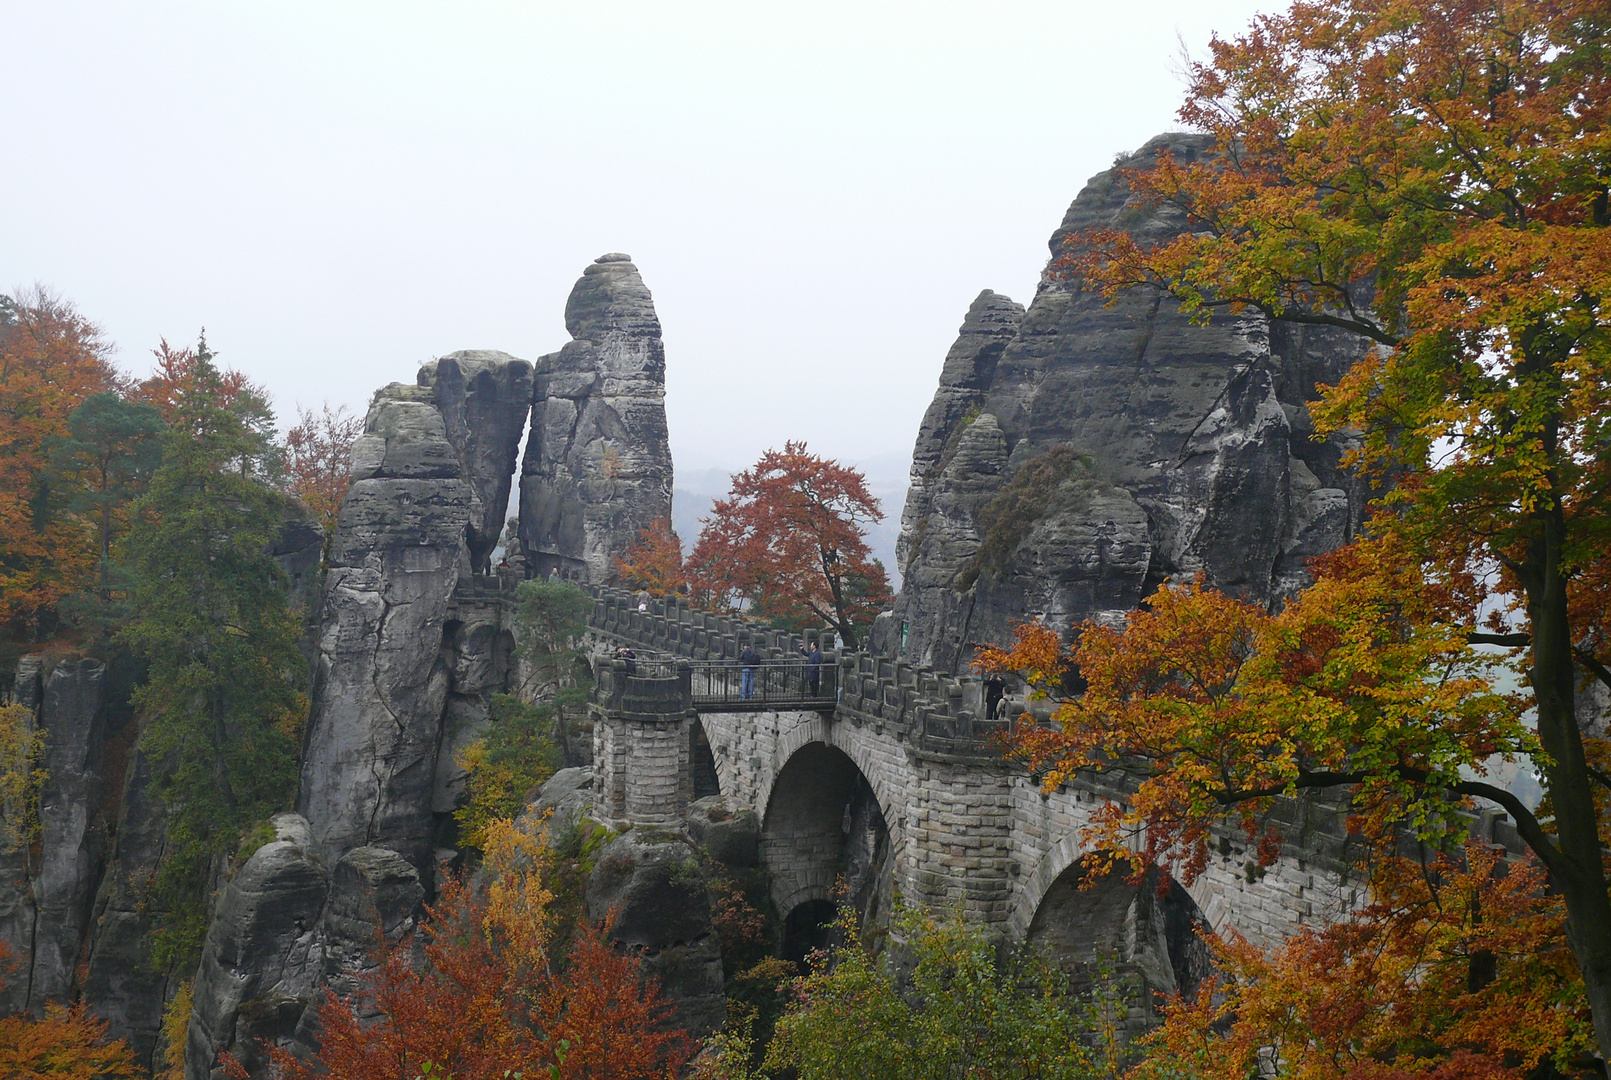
[982,539,1532,885]
[0,943,140,1079]
[614,518,685,596]
[1061,0,1611,1052]
[687,442,891,648]
[254,818,690,1080]
[281,403,362,543]
[1136,845,1593,1080]
[0,288,119,637]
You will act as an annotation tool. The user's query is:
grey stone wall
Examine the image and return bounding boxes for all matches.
[586,585,1526,957]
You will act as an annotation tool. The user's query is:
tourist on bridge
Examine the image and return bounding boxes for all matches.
[985,674,1005,720]
[806,642,823,697]
[739,643,760,700]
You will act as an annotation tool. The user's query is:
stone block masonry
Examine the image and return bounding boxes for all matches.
[586,584,1529,956]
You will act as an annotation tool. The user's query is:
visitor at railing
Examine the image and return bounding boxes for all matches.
[739,643,759,699]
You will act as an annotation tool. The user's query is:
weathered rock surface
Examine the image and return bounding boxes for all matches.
[895,290,1025,576]
[84,745,187,1071]
[533,766,596,835]
[186,815,327,1080]
[419,350,536,573]
[586,830,726,1037]
[687,796,759,868]
[0,656,131,1015]
[298,383,472,873]
[877,133,1364,670]
[183,830,425,1080]
[519,254,674,582]
[316,845,425,1004]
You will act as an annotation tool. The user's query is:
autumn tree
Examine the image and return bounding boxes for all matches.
[1135,844,1594,1080]
[615,518,685,596]
[281,403,362,545]
[687,442,892,648]
[133,337,281,476]
[258,817,690,1080]
[0,944,141,1079]
[1062,0,1611,1054]
[0,288,120,639]
[119,338,307,967]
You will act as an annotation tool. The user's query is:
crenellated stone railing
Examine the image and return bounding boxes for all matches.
[584,585,1009,757]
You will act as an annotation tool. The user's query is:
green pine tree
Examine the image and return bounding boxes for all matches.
[118,341,306,968]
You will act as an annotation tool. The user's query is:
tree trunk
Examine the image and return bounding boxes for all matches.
[1525,507,1611,1062]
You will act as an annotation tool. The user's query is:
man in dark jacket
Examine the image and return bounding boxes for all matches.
[740,643,760,700]
[806,642,823,697]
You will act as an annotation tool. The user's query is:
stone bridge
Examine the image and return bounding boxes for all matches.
[583,586,1529,999]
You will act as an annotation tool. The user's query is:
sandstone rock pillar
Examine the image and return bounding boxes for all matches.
[518,254,673,582]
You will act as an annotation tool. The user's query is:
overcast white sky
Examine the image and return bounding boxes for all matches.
[3,0,1272,482]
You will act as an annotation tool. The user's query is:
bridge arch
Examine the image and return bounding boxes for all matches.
[761,739,898,958]
[1013,839,1214,1007]
[688,717,721,800]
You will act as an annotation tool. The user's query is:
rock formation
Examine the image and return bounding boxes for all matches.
[419,351,535,573]
[297,383,473,873]
[876,133,1366,671]
[519,254,674,582]
[184,815,425,1080]
[0,656,130,1015]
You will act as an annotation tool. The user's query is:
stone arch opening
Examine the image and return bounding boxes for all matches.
[761,743,893,938]
[782,898,838,969]
[1026,857,1214,1009]
[689,719,720,799]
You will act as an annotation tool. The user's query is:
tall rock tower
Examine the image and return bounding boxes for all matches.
[519,253,674,581]
[876,134,1367,672]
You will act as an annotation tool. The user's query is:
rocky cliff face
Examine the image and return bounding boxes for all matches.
[519,254,674,582]
[0,656,130,1015]
[419,351,535,574]
[875,133,1366,671]
[184,815,425,1080]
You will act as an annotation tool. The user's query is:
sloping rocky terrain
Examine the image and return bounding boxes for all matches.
[872,133,1368,671]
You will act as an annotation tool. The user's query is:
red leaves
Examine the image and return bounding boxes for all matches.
[281,404,362,543]
[990,536,1529,884]
[258,869,689,1080]
[614,519,686,597]
[687,441,891,649]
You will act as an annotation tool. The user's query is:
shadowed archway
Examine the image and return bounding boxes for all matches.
[761,742,893,958]
[1027,857,1215,1017]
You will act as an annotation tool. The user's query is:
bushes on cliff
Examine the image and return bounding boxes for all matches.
[454,693,562,849]
[955,444,1093,591]
[697,904,1114,1080]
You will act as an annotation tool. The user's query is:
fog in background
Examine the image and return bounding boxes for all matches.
[2,0,1274,577]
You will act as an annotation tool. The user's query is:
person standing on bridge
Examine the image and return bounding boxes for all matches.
[739,643,760,700]
[806,641,823,697]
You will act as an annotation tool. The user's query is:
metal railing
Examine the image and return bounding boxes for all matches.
[689,659,837,710]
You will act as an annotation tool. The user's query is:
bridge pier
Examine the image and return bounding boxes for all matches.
[591,659,698,828]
